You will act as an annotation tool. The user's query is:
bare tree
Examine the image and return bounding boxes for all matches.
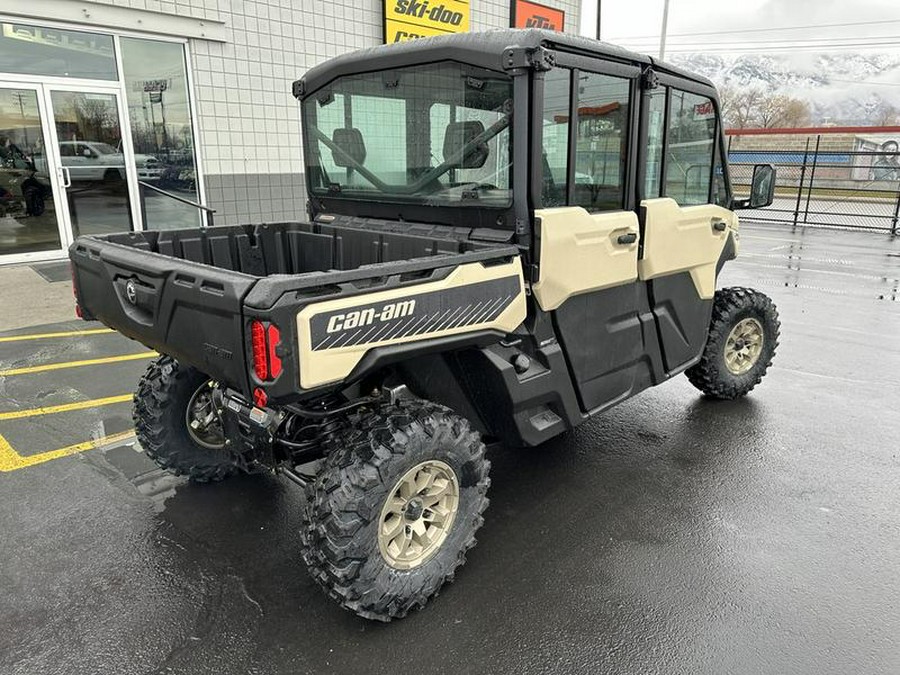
[757,94,811,128]
[721,88,764,129]
[873,102,900,126]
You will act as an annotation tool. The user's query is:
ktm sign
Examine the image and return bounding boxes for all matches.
[383,0,470,44]
[511,0,565,32]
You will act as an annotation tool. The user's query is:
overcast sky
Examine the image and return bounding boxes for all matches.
[579,0,900,55]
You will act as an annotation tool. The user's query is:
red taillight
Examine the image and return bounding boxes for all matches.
[253,387,268,407]
[249,319,282,382]
[267,324,282,378]
[250,320,269,380]
[71,263,82,319]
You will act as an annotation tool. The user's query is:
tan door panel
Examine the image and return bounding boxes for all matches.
[638,198,738,299]
[532,207,640,311]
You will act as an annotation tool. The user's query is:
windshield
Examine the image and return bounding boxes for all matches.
[92,142,118,155]
[303,61,513,207]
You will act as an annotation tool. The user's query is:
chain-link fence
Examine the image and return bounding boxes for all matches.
[727,130,900,234]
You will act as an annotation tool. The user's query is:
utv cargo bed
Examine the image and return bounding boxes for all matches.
[70,218,521,400]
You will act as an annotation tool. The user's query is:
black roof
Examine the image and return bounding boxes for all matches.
[298,28,715,95]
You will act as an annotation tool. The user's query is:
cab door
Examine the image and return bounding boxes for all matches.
[531,60,646,412]
[638,82,736,372]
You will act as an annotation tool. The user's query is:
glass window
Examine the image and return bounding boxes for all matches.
[0,87,60,255]
[120,37,200,229]
[50,90,134,237]
[540,68,571,208]
[304,62,513,207]
[0,23,116,80]
[665,90,717,206]
[430,102,511,193]
[572,72,630,212]
[712,141,729,207]
[644,89,666,199]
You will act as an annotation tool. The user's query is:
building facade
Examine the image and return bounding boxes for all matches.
[0,0,580,264]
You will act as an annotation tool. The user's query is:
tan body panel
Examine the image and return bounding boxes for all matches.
[638,198,739,299]
[295,259,527,389]
[532,207,640,311]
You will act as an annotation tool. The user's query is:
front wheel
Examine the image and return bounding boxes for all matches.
[300,399,490,621]
[133,355,238,482]
[686,287,780,399]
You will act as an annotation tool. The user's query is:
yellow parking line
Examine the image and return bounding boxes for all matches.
[0,433,23,472]
[0,328,114,343]
[0,394,133,421]
[0,429,136,472]
[0,351,156,377]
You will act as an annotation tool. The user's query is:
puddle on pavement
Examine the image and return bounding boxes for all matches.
[100,442,188,513]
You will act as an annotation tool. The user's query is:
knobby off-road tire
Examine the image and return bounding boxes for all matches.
[686,286,780,399]
[301,400,490,621]
[133,355,237,482]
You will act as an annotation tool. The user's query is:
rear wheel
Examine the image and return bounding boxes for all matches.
[686,287,780,399]
[133,355,237,482]
[300,399,490,621]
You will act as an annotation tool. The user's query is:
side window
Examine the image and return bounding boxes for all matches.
[712,139,729,206]
[644,88,666,199]
[572,72,631,211]
[665,90,716,206]
[540,68,571,207]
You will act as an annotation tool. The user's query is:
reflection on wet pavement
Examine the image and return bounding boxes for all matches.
[0,222,898,675]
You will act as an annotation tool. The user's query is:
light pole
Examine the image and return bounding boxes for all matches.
[659,0,671,59]
[596,0,602,40]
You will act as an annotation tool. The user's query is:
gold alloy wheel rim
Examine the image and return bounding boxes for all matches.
[377,460,460,570]
[724,317,765,375]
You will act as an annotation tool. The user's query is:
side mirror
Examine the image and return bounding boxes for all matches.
[735,164,776,209]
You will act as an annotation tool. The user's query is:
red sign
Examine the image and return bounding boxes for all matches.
[694,101,715,119]
[511,0,565,31]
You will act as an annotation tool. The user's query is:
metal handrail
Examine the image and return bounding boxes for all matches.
[138,180,215,227]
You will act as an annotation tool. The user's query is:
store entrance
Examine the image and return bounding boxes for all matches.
[0,81,139,263]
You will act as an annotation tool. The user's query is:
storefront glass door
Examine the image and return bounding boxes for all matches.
[45,86,137,239]
[0,83,66,258]
[0,81,140,263]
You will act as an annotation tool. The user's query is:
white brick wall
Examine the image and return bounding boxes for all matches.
[87,0,581,222]
[188,0,579,178]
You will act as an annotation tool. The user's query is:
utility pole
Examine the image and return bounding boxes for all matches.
[659,0,671,60]
[596,0,602,40]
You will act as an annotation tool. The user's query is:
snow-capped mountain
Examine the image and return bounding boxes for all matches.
[670,52,900,125]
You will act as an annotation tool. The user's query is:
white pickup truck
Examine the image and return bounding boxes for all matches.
[39,141,163,183]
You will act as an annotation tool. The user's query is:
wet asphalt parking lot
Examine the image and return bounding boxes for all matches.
[1,222,898,675]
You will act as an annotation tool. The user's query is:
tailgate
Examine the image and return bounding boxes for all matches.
[70,238,256,390]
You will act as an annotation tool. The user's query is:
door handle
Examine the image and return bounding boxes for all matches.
[712,220,727,232]
[616,232,638,245]
[58,166,72,189]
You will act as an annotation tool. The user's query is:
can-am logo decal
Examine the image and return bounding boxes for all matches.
[309,276,520,351]
[125,279,137,305]
[326,300,417,333]
[511,0,565,32]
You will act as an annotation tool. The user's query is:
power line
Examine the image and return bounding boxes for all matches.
[623,34,900,49]
[609,18,900,42]
[644,40,900,54]
[828,78,900,88]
